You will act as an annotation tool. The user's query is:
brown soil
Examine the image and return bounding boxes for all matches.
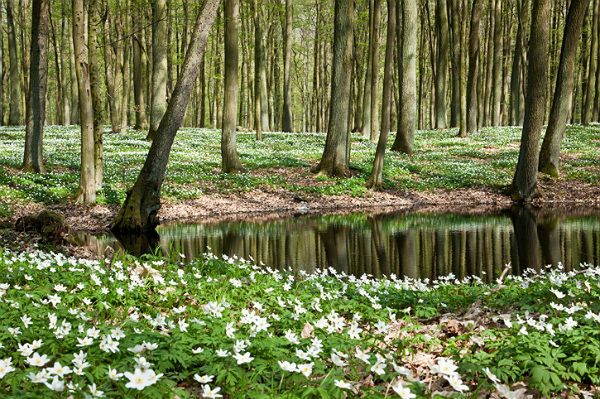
[1,175,599,234]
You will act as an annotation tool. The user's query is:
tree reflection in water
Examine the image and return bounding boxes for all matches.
[76,207,600,281]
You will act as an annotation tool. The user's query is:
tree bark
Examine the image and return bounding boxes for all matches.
[391,0,417,153]
[510,0,526,126]
[583,0,599,124]
[367,0,395,189]
[6,0,21,125]
[221,0,243,173]
[132,3,148,130]
[73,0,96,204]
[466,0,482,135]
[313,0,353,177]
[361,0,373,137]
[511,0,551,202]
[282,0,293,132]
[111,0,221,233]
[538,0,590,177]
[23,0,50,172]
[491,0,503,126]
[88,0,103,191]
[369,0,381,141]
[434,0,449,129]
[148,0,168,139]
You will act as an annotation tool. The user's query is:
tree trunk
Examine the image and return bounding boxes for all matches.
[434,0,449,129]
[391,0,417,153]
[367,0,395,189]
[111,0,221,233]
[282,0,293,132]
[466,0,482,135]
[583,0,599,124]
[132,4,148,130]
[361,0,373,137]
[221,0,243,173]
[73,0,96,204]
[88,0,103,191]
[23,0,50,172]
[491,0,503,126]
[6,0,21,125]
[148,0,168,139]
[511,0,551,202]
[510,0,526,126]
[538,0,590,177]
[313,0,353,177]
[369,0,381,141]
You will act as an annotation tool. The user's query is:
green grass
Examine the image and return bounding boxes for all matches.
[0,125,598,213]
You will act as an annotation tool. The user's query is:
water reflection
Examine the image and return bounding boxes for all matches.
[75,207,600,281]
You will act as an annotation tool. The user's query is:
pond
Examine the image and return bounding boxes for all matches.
[75,206,600,281]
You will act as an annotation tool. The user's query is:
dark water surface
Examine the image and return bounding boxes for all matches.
[76,207,600,281]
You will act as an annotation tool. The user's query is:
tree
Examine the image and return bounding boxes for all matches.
[111,0,221,233]
[583,0,599,124]
[511,0,551,202]
[6,0,21,125]
[366,0,395,189]
[391,0,416,154]
[466,0,482,135]
[282,0,294,132]
[538,0,590,177]
[221,0,243,173]
[368,0,381,141]
[148,0,168,139]
[252,0,269,137]
[132,1,148,130]
[23,0,50,173]
[72,0,96,203]
[491,0,503,126]
[312,0,353,177]
[88,0,104,190]
[434,0,449,129]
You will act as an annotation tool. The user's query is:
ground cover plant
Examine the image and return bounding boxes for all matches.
[0,248,599,398]
[0,125,598,219]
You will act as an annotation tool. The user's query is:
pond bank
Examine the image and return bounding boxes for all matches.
[2,174,600,234]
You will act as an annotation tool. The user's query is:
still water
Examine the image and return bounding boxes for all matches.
[76,207,600,281]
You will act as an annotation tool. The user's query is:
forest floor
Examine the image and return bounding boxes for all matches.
[0,124,598,231]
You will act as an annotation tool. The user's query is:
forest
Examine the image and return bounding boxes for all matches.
[0,0,599,398]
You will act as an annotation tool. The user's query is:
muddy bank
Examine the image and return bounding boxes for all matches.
[2,175,599,234]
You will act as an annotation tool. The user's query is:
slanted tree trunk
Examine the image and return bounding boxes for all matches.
[511,0,551,202]
[252,0,269,136]
[312,0,353,177]
[539,0,590,177]
[111,0,221,233]
[6,0,21,125]
[391,0,417,153]
[23,0,50,172]
[466,0,482,135]
[148,0,168,140]
[583,0,599,124]
[282,0,293,132]
[88,0,103,190]
[221,0,243,173]
[434,0,449,129]
[366,0,395,189]
[73,0,96,204]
